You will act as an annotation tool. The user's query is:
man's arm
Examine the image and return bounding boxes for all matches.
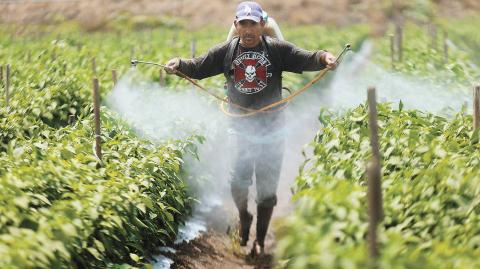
[274,40,337,73]
[165,41,229,79]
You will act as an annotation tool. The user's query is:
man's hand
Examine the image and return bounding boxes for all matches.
[165,58,180,74]
[320,52,338,70]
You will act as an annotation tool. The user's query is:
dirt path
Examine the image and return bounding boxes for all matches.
[171,230,274,269]
[164,151,298,269]
[161,91,322,269]
[168,202,282,269]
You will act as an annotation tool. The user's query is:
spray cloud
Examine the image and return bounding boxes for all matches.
[107,41,472,231]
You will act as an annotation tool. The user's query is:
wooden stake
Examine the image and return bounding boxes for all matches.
[191,38,196,58]
[159,69,166,87]
[92,58,97,76]
[390,34,395,69]
[112,69,118,85]
[0,65,3,86]
[368,87,380,160]
[130,47,136,59]
[474,86,480,131]
[367,86,383,264]
[367,158,382,261]
[6,64,10,106]
[395,25,403,62]
[92,78,102,161]
[443,31,449,64]
[430,23,438,51]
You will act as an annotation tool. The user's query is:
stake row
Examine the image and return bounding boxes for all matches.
[366,84,480,267]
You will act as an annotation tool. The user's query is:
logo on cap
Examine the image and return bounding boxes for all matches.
[243,6,252,16]
[236,1,263,22]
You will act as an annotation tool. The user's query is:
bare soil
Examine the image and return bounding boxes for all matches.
[164,193,285,269]
[170,231,274,269]
[161,157,295,269]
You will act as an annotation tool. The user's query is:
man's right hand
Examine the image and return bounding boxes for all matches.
[320,52,337,70]
[165,58,180,74]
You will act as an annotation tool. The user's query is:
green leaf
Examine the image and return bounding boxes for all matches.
[129,253,140,263]
[87,247,102,260]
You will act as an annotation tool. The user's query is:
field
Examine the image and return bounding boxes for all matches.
[1,7,480,269]
[276,17,480,269]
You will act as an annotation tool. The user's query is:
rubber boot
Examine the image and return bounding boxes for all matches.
[231,186,252,246]
[253,205,274,254]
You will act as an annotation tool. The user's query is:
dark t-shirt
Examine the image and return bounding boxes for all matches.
[178,36,326,111]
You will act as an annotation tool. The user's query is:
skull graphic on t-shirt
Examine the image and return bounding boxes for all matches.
[245,65,256,82]
[233,51,272,94]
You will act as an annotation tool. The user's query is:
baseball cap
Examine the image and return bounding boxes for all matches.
[235,1,264,23]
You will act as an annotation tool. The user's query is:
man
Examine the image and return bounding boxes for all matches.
[165,1,336,255]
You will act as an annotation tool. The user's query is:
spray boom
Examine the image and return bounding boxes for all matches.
[130,44,351,69]
[130,59,167,68]
[130,43,352,117]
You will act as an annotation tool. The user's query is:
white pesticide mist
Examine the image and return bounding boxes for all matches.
[274,41,474,217]
[275,41,473,216]
[105,67,325,232]
[321,41,472,114]
[107,41,473,242]
[107,69,226,142]
[107,69,236,228]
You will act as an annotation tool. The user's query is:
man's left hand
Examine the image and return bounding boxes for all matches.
[320,52,338,70]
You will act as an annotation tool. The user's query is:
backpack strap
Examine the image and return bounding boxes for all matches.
[261,35,282,71]
[223,36,240,78]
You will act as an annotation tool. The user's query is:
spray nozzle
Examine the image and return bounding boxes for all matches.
[335,44,352,65]
[129,59,166,69]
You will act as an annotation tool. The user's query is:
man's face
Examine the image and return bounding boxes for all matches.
[234,19,265,48]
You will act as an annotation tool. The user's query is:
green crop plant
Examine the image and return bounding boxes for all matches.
[275,15,480,269]
[0,17,387,269]
[0,25,210,267]
[0,110,200,268]
[276,103,480,268]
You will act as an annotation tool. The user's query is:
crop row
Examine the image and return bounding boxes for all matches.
[276,102,480,268]
[276,18,480,269]
[0,26,205,268]
[0,106,201,268]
